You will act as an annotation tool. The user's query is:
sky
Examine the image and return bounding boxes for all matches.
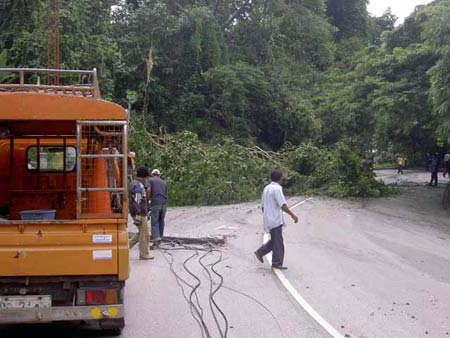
[367,0,433,23]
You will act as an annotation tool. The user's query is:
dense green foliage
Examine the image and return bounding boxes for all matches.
[325,0,450,163]
[130,117,391,205]
[1,0,449,204]
[130,117,281,205]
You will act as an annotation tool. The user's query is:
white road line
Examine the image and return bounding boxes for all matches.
[289,198,313,210]
[263,198,345,338]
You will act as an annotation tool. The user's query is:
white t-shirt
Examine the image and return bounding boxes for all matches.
[261,182,287,233]
[444,154,450,162]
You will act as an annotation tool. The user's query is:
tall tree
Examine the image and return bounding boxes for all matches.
[326,0,370,40]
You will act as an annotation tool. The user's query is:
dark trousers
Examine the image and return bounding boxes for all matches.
[256,225,284,267]
[150,205,167,241]
[397,165,404,175]
[431,171,438,186]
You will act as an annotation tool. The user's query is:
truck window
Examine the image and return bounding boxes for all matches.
[27,146,76,172]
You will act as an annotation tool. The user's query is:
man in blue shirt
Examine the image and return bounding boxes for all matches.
[254,170,298,270]
[148,169,168,248]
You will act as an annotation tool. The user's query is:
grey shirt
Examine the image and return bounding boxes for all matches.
[148,176,167,207]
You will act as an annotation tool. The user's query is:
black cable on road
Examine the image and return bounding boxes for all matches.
[161,249,208,338]
[221,285,286,338]
[161,240,287,338]
[183,250,213,338]
[161,240,230,338]
[209,252,229,338]
[199,250,228,338]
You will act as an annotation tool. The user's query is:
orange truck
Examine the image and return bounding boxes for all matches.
[0,68,129,334]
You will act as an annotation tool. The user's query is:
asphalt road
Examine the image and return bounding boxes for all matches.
[1,169,450,338]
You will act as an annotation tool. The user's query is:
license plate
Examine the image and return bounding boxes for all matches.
[0,295,51,310]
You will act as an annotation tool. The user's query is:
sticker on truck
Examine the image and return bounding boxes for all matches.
[92,250,113,260]
[93,234,113,244]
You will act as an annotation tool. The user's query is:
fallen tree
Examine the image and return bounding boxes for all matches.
[130,117,394,206]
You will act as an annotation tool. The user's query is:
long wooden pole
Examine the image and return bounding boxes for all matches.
[142,49,153,117]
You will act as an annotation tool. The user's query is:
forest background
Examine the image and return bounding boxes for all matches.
[1,0,450,204]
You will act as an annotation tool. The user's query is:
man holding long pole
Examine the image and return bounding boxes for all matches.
[254,170,298,270]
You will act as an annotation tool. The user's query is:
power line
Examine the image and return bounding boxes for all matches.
[201,250,229,338]
[161,240,230,338]
[221,285,286,338]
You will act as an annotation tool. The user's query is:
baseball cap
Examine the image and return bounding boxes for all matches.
[151,169,161,176]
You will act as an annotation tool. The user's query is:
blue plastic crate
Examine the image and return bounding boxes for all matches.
[19,209,56,221]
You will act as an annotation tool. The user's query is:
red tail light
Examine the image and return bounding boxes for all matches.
[86,290,106,305]
[83,289,118,305]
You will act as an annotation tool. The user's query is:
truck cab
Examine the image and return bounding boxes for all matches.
[0,68,129,334]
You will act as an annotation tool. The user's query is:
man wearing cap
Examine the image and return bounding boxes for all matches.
[128,166,153,260]
[148,169,168,248]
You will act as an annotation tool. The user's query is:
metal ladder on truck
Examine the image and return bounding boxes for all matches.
[76,121,128,219]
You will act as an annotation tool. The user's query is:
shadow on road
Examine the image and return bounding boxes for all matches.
[0,323,110,338]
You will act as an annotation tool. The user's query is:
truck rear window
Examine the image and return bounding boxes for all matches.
[27,146,76,172]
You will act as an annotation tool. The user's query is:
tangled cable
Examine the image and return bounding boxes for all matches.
[160,239,286,338]
[161,240,229,338]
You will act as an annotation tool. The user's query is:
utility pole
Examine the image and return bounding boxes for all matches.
[142,49,153,117]
[47,0,60,84]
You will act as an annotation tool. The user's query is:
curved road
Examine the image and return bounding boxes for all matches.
[1,169,450,338]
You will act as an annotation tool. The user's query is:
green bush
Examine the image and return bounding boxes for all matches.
[130,117,284,205]
[130,117,394,205]
[285,141,395,198]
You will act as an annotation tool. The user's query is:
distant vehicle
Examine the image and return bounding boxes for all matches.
[0,68,130,335]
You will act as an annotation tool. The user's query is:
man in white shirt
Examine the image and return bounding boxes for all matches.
[444,151,450,177]
[254,170,298,270]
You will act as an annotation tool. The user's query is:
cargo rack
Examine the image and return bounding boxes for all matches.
[0,68,100,98]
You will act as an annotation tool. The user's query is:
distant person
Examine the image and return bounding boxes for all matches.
[148,169,167,249]
[443,151,450,177]
[429,153,440,187]
[129,166,153,260]
[425,153,432,172]
[254,170,298,270]
[396,156,405,175]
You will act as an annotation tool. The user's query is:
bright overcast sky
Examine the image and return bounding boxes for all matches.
[368,0,433,23]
